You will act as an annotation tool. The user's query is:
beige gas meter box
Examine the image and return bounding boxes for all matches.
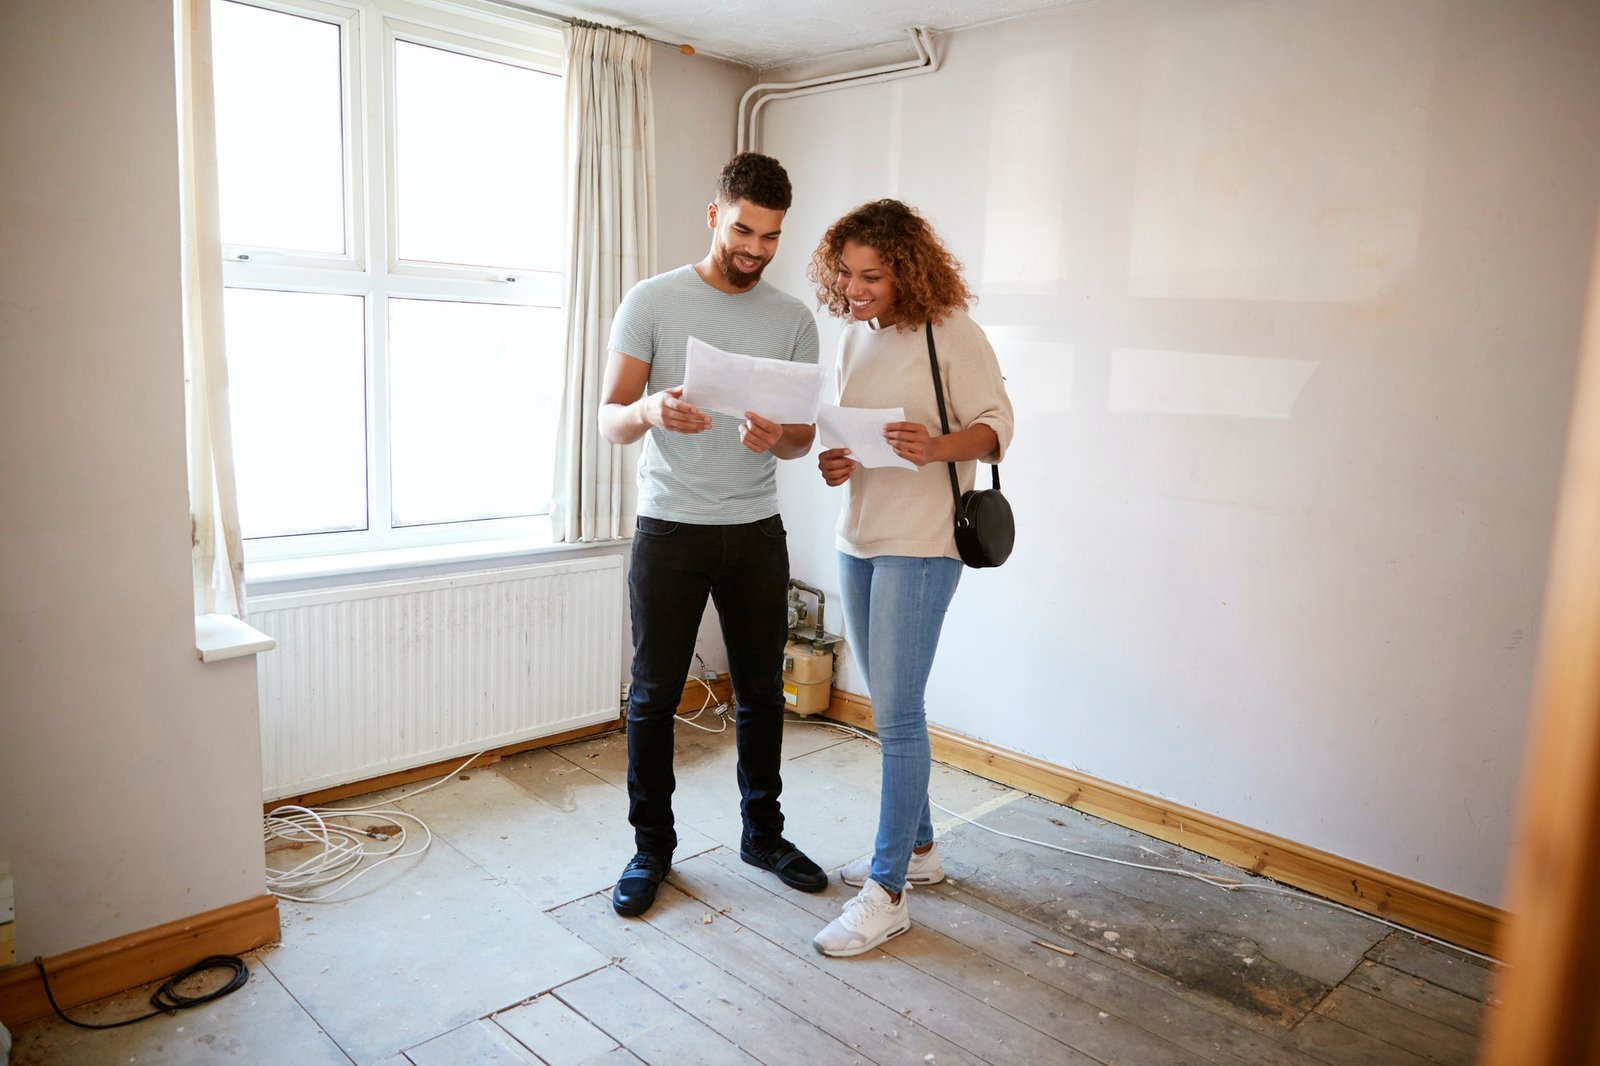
[784,579,841,715]
[783,640,834,715]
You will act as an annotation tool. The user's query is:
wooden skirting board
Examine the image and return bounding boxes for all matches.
[822,690,1503,957]
[0,894,280,1031]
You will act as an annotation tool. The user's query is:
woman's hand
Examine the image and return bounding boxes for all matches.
[884,421,938,466]
[818,447,857,486]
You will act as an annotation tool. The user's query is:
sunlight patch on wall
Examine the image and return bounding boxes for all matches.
[1125,0,1442,303]
[1109,347,1319,419]
[981,48,1071,295]
[985,326,1073,414]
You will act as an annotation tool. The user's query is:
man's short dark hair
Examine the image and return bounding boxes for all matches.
[717,153,793,211]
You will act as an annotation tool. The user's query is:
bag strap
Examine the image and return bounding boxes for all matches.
[925,324,964,510]
[925,324,999,509]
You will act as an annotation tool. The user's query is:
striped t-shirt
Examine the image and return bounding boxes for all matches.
[609,265,821,524]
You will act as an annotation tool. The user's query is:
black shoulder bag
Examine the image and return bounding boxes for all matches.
[926,323,1014,568]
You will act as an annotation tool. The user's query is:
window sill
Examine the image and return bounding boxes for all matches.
[244,535,631,593]
[195,613,277,663]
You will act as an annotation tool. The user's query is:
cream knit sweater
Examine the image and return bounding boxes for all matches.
[833,310,1015,560]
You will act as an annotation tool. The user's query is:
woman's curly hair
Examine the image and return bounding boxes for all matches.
[808,199,974,330]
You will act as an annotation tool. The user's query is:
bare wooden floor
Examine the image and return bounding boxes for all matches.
[535,828,1490,1066]
[11,720,1493,1064]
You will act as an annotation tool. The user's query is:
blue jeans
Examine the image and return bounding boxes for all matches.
[838,552,963,893]
[626,514,791,856]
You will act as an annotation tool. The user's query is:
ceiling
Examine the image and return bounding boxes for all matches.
[511,0,1093,68]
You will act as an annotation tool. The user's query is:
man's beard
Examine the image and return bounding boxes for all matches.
[716,245,767,288]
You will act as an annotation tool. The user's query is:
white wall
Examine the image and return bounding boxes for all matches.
[761,0,1600,905]
[651,45,754,273]
[649,45,756,675]
[0,1,267,957]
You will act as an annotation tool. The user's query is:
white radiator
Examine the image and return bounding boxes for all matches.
[250,556,624,800]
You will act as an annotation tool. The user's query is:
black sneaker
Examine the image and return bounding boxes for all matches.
[612,852,670,917]
[740,836,827,892]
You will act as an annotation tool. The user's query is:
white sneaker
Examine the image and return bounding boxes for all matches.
[839,842,945,887]
[813,880,912,957]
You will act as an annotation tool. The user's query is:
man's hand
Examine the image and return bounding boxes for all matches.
[647,387,713,434]
[818,447,857,486]
[601,352,711,445]
[739,410,782,453]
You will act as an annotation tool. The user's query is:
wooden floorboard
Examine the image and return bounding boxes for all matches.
[760,859,1226,1066]
[590,1051,648,1065]
[677,850,1102,1065]
[404,1019,543,1066]
[640,880,987,1066]
[935,798,1384,1028]
[908,880,1327,1066]
[553,965,761,1066]
[531,834,1493,1066]
[686,845,1331,1066]
[493,992,624,1064]
[1342,959,1482,1036]
[551,891,865,1066]
[1313,985,1478,1066]
[1287,1013,1437,1066]
[1363,932,1494,1003]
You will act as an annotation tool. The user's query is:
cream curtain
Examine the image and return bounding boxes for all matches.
[177,0,247,616]
[550,22,656,542]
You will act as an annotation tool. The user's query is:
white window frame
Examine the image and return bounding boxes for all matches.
[219,0,568,570]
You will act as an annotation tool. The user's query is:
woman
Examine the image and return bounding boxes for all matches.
[807,199,1014,957]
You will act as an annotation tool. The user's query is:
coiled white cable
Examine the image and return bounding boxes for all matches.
[263,750,485,903]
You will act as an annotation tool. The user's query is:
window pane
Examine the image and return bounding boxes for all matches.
[394,41,562,270]
[389,299,560,526]
[224,289,367,538]
[212,0,344,254]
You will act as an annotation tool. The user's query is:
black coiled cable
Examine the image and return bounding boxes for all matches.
[34,954,250,1030]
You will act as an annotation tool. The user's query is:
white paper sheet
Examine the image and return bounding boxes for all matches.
[816,402,918,470]
[681,336,823,424]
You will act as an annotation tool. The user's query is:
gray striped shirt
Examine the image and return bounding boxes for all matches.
[610,265,820,524]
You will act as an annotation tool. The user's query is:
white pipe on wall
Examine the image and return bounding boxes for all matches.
[737,28,938,154]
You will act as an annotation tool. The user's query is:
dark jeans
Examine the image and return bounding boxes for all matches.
[626,513,790,856]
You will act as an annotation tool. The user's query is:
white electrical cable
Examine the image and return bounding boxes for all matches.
[263,750,487,903]
[675,674,729,733]
[789,718,1499,965]
[267,672,728,900]
[672,655,730,733]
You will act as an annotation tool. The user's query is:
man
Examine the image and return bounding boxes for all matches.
[599,153,826,917]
